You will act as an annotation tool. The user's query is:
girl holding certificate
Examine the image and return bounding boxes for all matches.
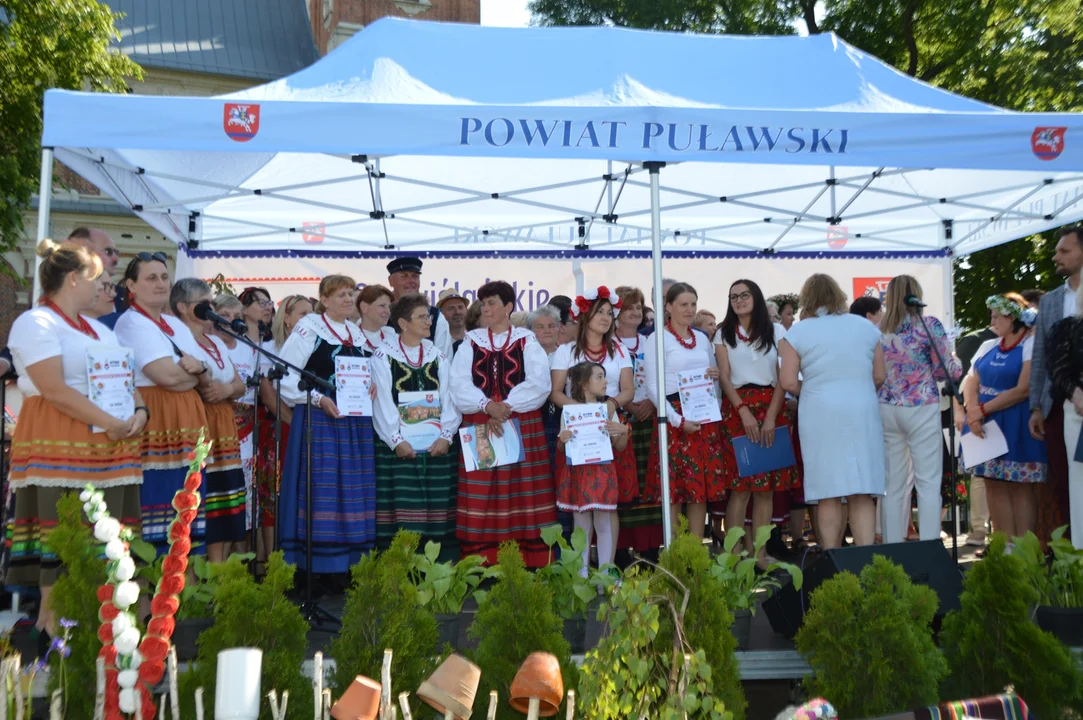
[372,293,461,558]
[7,240,146,637]
[614,286,664,558]
[278,275,377,574]
[357,284,397,352]
[172,279,248,561]
[450,280,556,567]
[714,280,797,564]
[115,253,209,555]
[645,283,725,540]
[557,362,629,574]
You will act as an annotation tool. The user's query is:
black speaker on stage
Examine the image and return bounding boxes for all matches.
[763,540,964,639]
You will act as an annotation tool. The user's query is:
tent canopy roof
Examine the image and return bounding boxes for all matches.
[42,18,1083,257]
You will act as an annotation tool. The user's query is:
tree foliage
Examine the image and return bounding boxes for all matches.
[0,0,141,253]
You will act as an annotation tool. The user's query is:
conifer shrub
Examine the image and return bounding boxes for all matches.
[467,541,576,720]
[795,555,946,718]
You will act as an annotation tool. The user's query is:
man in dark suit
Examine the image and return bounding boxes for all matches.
[385,257,453,358]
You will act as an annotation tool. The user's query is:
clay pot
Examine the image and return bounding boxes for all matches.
[509,652,564,717]
[330,675,381,720]
[417,653,481,720]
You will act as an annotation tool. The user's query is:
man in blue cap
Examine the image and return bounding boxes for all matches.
[386,256,453,358]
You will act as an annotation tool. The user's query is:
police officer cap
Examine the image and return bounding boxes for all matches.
[387,257,423,275]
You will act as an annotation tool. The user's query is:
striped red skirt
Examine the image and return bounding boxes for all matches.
[719,386,799,492]
[457,409,557,568]
[645,397,726,505]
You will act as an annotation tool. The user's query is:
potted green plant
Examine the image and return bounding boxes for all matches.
[536,525,609,653]
[1013,527,1083,646]
[408,541,496,648]
[708,524,803,650]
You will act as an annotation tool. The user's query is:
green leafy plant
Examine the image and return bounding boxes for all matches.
[46,492,109,720]
[129,540,254,620]
[179,552,310,720]
[709,524,803,614]
[795,555,947,718]
[407,541,496,615]
[577,561,729,719]
[659,521,746,720]
[536,524,603,619]
[207,273,238,297]
[941,534,1083,719]
[1013,526,1083,608]
[469,541,576,720]
[329,530,439,715]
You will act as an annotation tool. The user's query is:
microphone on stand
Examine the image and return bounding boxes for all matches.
[904,295,927,308]
[194,301,249,335]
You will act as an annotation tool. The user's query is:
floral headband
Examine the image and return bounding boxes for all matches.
[792,699,837,720]
[769,293,800,311]
[571,286,623,319]
[986,294,1038,327]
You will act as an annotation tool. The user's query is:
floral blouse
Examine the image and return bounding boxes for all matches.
[878,316,961,407]
[1049,316,1083,403]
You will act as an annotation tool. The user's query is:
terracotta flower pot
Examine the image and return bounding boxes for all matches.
[330,675,381,720]
[509,652,564,717]
[417,653,481,720]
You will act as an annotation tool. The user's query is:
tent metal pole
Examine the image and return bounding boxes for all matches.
[31,148,55,306]
[646,161,672,547]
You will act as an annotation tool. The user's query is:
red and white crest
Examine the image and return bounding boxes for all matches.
[223,103,260,142]
[1031,127,1066,161]
[827,225,848,250]
[302,222,325,244]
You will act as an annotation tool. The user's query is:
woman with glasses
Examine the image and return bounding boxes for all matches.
[86,279,118,321]
[114,252,209,555]
[371,293,461,558]
[7,240,146,639]
[714,280,797,565]
[278,275,377,575]
[239,287,275,342]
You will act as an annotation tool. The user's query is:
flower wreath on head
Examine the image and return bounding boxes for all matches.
[571,286,623,319]
[768,293,800,311]
[986,294,1038,328]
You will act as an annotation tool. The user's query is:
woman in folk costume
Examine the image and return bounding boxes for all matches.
[357,284,397,352]
[549,286,636,552]
[7,240,146,638]
[278,274,377,574]
[372,293,462,559]
[450,280,556,566]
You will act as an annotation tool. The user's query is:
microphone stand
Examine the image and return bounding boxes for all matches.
[209,320,340,628]
[912,307,963,563]
[247,364,261,560]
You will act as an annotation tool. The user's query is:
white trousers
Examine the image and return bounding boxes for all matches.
[880,403,943,544]
[1062,400,1083,550]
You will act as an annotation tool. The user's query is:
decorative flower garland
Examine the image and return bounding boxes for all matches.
[768,293,800,312]
[571,286,622,319]
[88,432,210,719]
[985,294,1038,327]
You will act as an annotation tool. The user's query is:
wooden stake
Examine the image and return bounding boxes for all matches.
[195,687,205,720]
[486,690,498,720]
[48,689,62,720]
[281,689,290,718]
[158,693,168,720]
[313,652,324,720]
[94,657,105,720]
[2,657,12,720]
[380,649,393,720]
[133,682,142,720]
[565,690,575,720]
[13,654,24,720]
[268,690,281,720]
[397,692,413,720]
[322,688,331,720]
[526,697,541,720]
[167,646,180,720]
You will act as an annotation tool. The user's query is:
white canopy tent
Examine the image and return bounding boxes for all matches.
[38,18,1083,544]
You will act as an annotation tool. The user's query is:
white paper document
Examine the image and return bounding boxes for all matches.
[955,420,1009,470]
[562,403,614,466]
[397,390,442,452]
[459,420,525,472]
[676,369,721,424]
[334,357,372,417]
[86,346,136,433]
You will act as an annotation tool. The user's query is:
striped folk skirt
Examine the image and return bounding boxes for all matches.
[203,401,246,545]
[645,397,726,505]
[280,405,376,574]
[6,396,142,586]
[374,440,458,558]
[457,409,557,568]
[254,409,288,528]
[617,418,664,552]
[138,386,208,554]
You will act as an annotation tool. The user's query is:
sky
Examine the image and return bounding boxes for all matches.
[480,0,532,27]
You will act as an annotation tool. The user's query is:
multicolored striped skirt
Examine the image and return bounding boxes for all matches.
[254,408,288,528]
[645,397,726,505]
[280,405,376,574]
[617,418,664,552]
[6,397,142,585]
[457,410,557,568]
[203,401,246,545]
[374,440,458,559]
[138,386,207,554]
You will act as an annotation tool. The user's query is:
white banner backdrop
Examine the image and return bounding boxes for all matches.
[182,253,953,327]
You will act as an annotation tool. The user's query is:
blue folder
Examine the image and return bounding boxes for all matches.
[731,427,797,478]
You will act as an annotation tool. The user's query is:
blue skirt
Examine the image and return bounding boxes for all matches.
[142,467,206,556]
[280,405,376,573]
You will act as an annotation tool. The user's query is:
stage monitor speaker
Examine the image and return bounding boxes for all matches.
[763,540,963,640]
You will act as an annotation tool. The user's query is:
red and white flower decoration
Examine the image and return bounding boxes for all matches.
[570,285,622,319]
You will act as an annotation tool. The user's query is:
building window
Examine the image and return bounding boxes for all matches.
[322,0,334,29]
[392,0,432,16]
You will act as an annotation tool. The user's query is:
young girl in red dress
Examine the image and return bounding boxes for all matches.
[557,362,630,576]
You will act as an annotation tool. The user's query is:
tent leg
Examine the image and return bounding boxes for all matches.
[647,161,672,548]
[31,148,54,306]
